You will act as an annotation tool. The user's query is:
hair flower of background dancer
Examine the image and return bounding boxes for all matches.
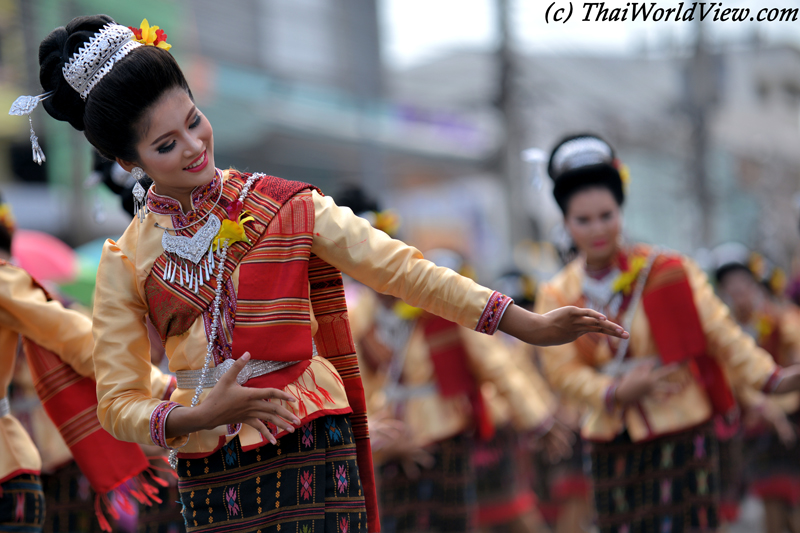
[7,14,633,533]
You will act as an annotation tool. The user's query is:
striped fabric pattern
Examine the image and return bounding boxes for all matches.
[143,171,380,531]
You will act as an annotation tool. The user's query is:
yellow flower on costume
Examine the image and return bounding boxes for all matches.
[393,300,424,321]
[213,212,255,251]
[129,19,172,51]
[755,313,774,343]
[611,255,647,295]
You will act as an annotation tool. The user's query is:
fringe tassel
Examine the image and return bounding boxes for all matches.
[94,493,120,532]
[93,468,165,531]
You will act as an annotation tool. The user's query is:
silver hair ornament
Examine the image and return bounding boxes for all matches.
[8,91,53,165]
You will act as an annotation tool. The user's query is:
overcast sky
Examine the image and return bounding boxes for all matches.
[380,0,800,68]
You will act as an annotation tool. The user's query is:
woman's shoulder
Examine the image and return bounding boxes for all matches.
[223,168,319,205]
[538,259,584,305]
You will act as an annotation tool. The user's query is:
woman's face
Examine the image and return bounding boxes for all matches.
[118,87,215,205]
[718,269,761,324]
[564,187,622,267]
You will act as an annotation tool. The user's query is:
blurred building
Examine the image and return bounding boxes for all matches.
[387,43,800,270]
[0,0,496,249]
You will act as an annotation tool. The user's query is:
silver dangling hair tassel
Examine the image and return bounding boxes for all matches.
[169,261,177,283]
[9,91,53,165]
[179,261,184,286]
[162,259,170,280]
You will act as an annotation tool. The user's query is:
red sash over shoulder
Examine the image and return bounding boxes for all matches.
[423,315,495,440]
[144,171,380,532]
[642,254,736,416]
[7,264,158,531]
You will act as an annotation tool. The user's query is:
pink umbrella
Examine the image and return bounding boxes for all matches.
[11,229,78,284]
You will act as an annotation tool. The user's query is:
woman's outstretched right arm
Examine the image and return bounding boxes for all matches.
[310,190,626,344]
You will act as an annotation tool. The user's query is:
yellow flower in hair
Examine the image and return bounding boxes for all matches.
[618,163,630,189]
[129,19,172,50]
[374,210,401,237]
[0,204,15,234]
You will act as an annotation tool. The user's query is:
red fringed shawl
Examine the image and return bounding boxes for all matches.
[641,255,736,417]
[144,171,380,532]
[7,266,159,531]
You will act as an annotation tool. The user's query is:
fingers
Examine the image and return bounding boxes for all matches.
[245,418,277,445]
[576,315,628,338]
[652,363,682,381]
[218,353,250,385]
[575,307,607,322]
[254,388,298,404]
[249,403,299,432]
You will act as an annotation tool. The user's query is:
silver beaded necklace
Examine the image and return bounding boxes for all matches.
[168,173,261,469]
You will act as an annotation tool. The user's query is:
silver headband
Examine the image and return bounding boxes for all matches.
[551,137,613,177]
[62,24,142,100]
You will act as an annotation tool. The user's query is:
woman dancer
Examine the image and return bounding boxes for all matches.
[19,16,628,532]
[716,250,800,533]
[0,195,174,532]
[535,133,800,533]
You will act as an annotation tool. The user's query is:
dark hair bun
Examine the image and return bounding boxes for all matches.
[38,14,116,130]
[548,133,624,213]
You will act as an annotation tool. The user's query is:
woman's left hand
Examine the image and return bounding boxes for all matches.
[499,304,629,347]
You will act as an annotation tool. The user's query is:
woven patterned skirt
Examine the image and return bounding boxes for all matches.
[747,407,800,506]
[137,479,184,533]
[0,473,45,532]
[378,432,476,533]
[177,413,367,533]
[590,423,720,533]
[532,434,591,525]
[474,425,536,527]
[38,460,104,533]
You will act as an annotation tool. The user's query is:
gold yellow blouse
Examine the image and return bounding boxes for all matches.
[93,180,498,454]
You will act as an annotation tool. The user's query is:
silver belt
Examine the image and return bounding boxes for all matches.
[176,359,301,389]
[601,355,658,378]
[0,397,9,418]
[385,383,437,403]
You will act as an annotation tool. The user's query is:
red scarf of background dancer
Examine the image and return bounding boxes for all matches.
[641,253,736,418]
[16,271,161,531]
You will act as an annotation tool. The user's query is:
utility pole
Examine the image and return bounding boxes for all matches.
[494,0,530,248]
[684,19,718,248]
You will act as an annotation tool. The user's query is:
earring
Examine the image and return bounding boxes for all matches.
[131,167,149,222]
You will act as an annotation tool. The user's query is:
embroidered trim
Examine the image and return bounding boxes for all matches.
[476,291,513,335]
[149,401,182,449]
[146,172,221,216]
[162,376,177,401]
[762,367,784,394]
[604,382,619,414]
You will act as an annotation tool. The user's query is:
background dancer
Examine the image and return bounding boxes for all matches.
[715,246,800,533]
[535,133,800,533]
[0,194,173,533]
